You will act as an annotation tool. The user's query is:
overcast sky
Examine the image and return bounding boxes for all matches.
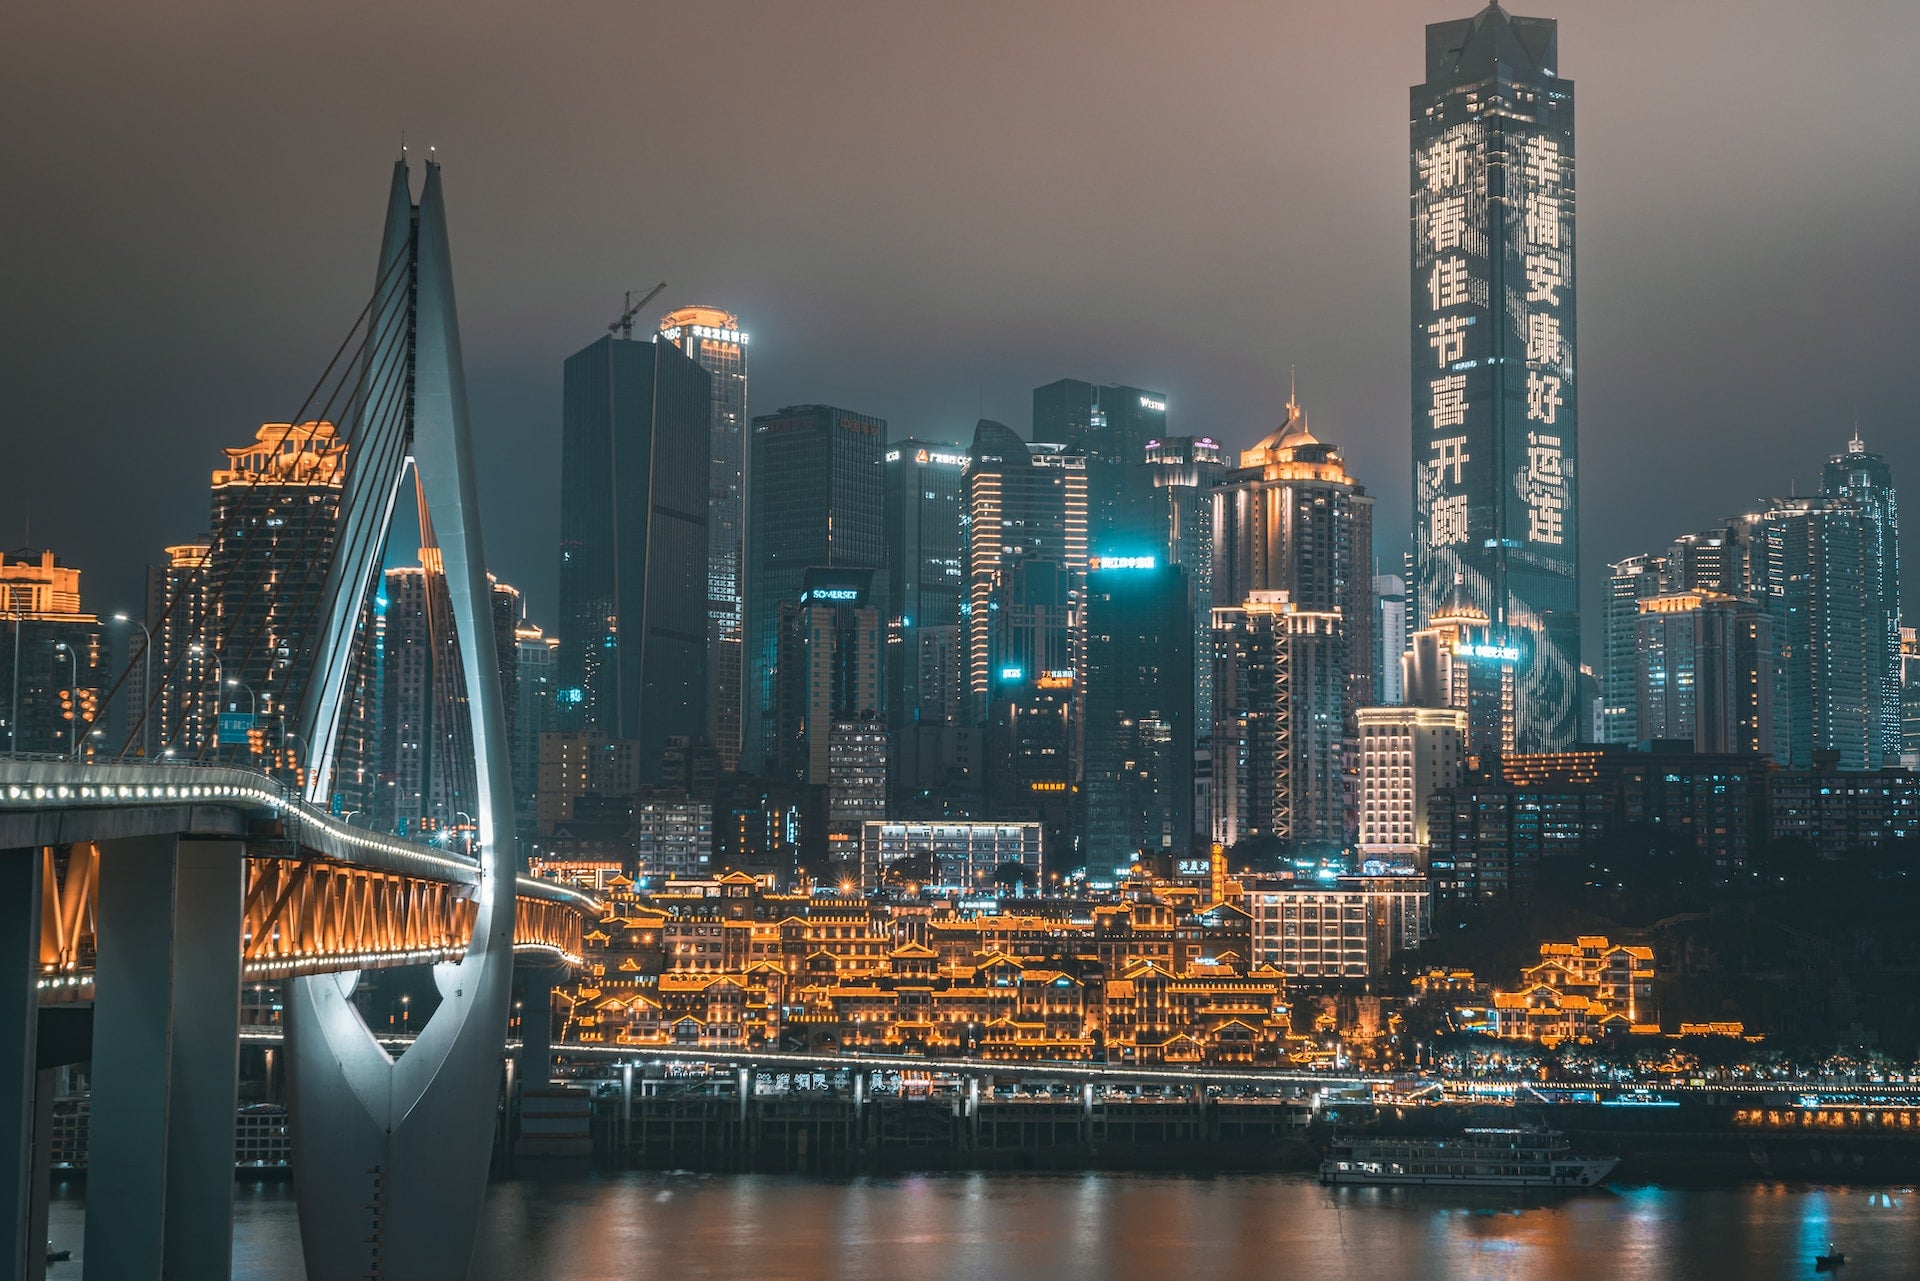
[5,0,1917,657]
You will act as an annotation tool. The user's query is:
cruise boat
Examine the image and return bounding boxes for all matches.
[1320,1127,1618,1188]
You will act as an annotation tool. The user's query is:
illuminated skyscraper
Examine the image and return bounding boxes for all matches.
[0,548,104,757]
[1823,432,1901,763]
[1142,436,1225,735]
[1033,379,1167,550]
[557,332,712,775]
[1753,496,1873,769]
[1634,590,1772,756]
[140,541,214,755]
[1411,2,1579,750]
[963,420,1088,724]
[884,440,967,736]
[660,306,750,770]
[1214,395,1374,722]
[745,405,887,773]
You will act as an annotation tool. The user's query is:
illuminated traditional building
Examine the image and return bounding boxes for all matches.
[0,548,104,757]
[1081,558,1193,868]
[1410,3,1579,751]
[557,332,711,776]
[1355,706,1467,866]
[744,405,887,773]
[659,306,750,770]
[207,421,346,760]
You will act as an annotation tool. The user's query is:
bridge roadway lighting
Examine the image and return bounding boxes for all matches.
[111,612,155,757]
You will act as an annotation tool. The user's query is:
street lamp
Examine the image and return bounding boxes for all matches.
[225,677,257,717]
[53,643,79,759]
[111,612,154,757]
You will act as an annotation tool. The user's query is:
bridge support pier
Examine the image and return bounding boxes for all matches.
[2,848,44,1281]
[84,835,244,1280]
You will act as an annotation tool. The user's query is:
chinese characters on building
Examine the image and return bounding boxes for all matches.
[1516,133,1567,547]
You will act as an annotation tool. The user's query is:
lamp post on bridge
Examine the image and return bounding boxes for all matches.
[53,642,79,759]
[112,612,154,758]
[225,677,258,763]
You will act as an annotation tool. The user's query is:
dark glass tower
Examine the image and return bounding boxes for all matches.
[660,307,750,771]
[1824,432,1901,763]
[556,333,712,778]
[743,405,887,773]
[1081,559,1193,867]
[884,440,967,738]
[1033,379,1168,553]
[1411,2,1579,750]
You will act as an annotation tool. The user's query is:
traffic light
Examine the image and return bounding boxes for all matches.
[78,689,99,723]
[58,688,74,722]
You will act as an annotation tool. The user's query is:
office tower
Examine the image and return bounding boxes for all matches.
[1901,627,1920,768]
[206,421,345,756]
[376,562,451,832]
[826,719,890,875]
[1602,554,1664,744]
[1081,558,1194,867]
[773,568,883,786]
[744,405,887,772]
[1212,594,1346,852]
[512,616,559,836]
[1373,573,1409,705]
[1142,436,1225,735]
[556,332,712,775]
[884,440,967,744]
[1824,432,1901,763]
[1753,497,1874,768]
[140,541,214,756]
[1213,394,1375,721]
[964,420,1088,723]
[1403,589,1517,763]
[1033,379,1168,549]
[1634,590,1773,756]
[660,306,750,770]
[1355,706,1467,867]
[0,548,104,757]
[536,730,642,835]
[1411,3,1579,750]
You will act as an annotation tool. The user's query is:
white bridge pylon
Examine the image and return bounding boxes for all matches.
[285,159,518,1281]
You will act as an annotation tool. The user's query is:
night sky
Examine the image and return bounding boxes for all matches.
[6,1,1917,660]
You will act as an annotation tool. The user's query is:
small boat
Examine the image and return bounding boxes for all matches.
[1814,1245,1845,1271]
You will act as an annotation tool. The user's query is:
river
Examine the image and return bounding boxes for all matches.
[48,1172,1920,1279]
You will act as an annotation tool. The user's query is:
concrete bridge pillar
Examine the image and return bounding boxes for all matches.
[2,847,44,1281]
[83,835,244,1280]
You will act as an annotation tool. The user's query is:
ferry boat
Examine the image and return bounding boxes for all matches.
[1320,1127,1618,1188]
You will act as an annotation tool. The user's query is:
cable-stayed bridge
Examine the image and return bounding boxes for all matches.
[3,159,588,1281]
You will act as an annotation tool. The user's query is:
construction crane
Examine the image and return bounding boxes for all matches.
[609,281,668,340]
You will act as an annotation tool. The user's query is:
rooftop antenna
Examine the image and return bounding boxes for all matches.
[610,282,669,341]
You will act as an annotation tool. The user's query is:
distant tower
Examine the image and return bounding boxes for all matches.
[659,306,750,771]
[1824,431,1901,763]
[556,331,712,776]
[1143,436,1226,734]
[1411,2,1579,750]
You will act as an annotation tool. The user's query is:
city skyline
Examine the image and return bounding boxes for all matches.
[6,3,1916,658]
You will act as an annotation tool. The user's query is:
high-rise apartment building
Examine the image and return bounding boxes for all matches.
[659,306,750,770]
[1823,433,1901,763]
[1214,395,1374,722]
[0,549,105,758]
[826,719,890,872]
[1752,496,1874,768]
[1355,706,1467,866]
[1212,594,1346,852]
[1032,379,1167,550]
[512,616,560,836]
[963,420,1088,724]
[207,421,345,758]
[1602,554,1665,745]
[556,332,712,775]
[1373,573,1409,706]
[1411,3,1579,750]
[139,541,214,756]
[744,405,887,772]
[1081,558,1193,867]
[1403,590,1517,764]
[1634,590,1773,756]
[884,440,967,739]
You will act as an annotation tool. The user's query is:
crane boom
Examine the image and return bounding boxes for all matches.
[609,281,669,340]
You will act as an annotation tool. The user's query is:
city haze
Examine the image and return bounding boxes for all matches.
[5,0,1916,641]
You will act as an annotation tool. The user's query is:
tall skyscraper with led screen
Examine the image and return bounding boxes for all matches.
[1411,2,1579,750]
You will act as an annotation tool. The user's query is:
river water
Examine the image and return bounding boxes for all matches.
[49,1172,1920,1279]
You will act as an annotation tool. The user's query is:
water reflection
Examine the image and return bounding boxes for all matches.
[44,1172,1920,1280]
